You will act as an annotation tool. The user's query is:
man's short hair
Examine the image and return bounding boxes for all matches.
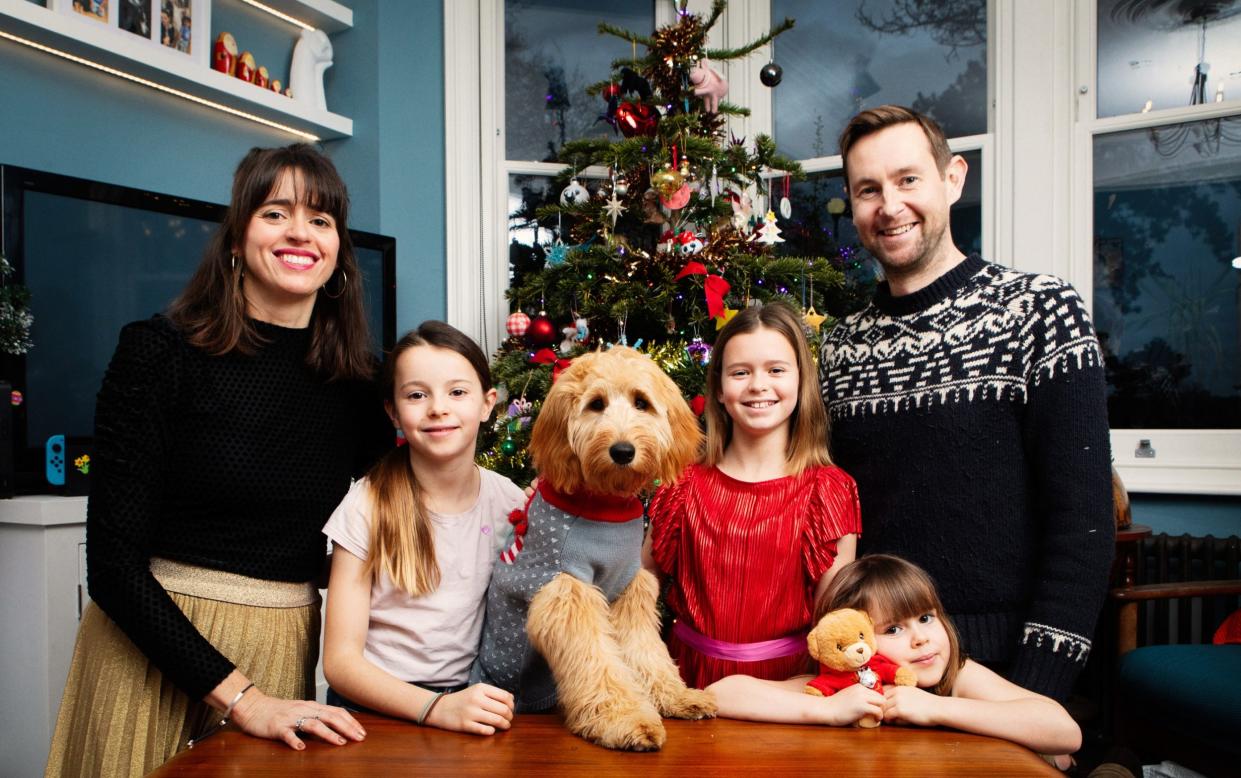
[838,105,953,186]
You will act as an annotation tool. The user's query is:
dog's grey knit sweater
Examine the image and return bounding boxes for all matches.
[471,490,645,712]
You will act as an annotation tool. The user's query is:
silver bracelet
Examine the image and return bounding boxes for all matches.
[188,682,255,749]
[222,682,256,725]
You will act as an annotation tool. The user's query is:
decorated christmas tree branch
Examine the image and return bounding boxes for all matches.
[704,17,795,61]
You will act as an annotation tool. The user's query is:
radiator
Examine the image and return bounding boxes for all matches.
[1133,533,1241,647]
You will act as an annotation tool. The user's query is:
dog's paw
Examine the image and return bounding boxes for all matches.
[658,686,717,720]
[571,701,667,751]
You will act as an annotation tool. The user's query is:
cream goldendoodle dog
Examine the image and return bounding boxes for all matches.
[472,347,715,750]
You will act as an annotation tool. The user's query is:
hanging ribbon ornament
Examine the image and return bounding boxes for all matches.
[704,274,730,320]
[779,174,792,220]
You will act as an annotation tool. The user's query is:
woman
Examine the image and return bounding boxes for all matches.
[46,144,392,777]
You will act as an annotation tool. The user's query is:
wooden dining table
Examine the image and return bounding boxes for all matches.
[152,712,1059,776]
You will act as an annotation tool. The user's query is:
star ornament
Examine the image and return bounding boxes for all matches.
[604,193,626,226]
[714,307,738,330]
[803,306,827,332]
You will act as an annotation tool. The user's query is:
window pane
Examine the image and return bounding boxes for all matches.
[777,150,982,316]
[1092,120,1241,428]
[1097,0,1241,119]
[508,174,558,291]
[505,1,654,162]
[771,0,987,160]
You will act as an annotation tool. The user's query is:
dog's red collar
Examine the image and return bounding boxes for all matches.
[537,481,644,522]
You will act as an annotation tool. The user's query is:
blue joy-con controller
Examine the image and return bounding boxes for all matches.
[47,434,66,486]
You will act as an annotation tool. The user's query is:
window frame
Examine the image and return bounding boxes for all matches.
[1072,0,1241,495]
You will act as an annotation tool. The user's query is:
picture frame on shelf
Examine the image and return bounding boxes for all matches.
[50,0,210,69]
[53,0,114,27]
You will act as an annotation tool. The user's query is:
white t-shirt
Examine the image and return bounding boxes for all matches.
[322,467,526,686]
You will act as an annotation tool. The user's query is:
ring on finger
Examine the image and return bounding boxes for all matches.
[296,716,307,732]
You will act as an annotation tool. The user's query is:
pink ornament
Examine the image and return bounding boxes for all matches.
[689,58,729,114]
[660,183,692,210]
[506,311,530,338]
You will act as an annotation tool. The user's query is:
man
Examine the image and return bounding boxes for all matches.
[819,105,1114,702]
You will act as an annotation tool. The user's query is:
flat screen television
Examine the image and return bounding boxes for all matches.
[0,164,396,494]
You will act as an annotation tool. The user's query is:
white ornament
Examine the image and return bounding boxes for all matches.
[779,196,792,219]
[560,178,588,207]
[289,28,333,111]
[604,193,626,226]
[753,210,785,245]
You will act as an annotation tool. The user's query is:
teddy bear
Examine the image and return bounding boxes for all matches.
[804,607,917,727]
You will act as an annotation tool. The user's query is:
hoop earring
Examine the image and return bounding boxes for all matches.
[322,270,348,299]
[230,254,244,278]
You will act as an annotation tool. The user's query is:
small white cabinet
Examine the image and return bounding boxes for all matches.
[0,496,89,778]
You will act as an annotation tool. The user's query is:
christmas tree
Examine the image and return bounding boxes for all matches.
[479,0,850,484]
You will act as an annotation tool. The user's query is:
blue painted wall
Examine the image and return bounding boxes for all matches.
[1130,495,1241,539]
[0,0,444,332]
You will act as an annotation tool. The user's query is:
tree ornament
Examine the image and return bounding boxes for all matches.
[676,230,704,255]
[650,165,684,198]
[614,177,629,196]
[803,307,827,332]
[615,102,658,137]
[826,197,847,215]
[560,325,578,355]
[602,83,621,100]
[506,311,530,338]
[714,307,739,330]
[657,229,677,254]
[760,62,783,87]
[525,311,557,347]
[753,210,785,245]
[688,57,729,113]
[559,178,588,207]
[545,241,568,267]
[685,337,711,365]
[500,437,518,455]
[661,184,692,210]
[604,193,627,226]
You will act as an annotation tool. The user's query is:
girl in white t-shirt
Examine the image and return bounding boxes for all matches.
[323,321,525,735]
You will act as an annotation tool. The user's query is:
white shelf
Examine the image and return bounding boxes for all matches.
[0,0,353,140]
[259,0,353,34]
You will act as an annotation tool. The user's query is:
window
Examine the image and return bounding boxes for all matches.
[1078,0,1241,494]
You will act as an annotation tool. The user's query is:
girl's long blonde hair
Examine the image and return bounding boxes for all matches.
[817,554,965,696]
[365,321,493,596]
[703,302,833,474]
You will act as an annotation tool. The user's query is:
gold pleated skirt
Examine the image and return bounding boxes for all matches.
[44,560,320,778]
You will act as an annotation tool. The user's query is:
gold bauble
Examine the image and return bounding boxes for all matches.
[651,165,685,198]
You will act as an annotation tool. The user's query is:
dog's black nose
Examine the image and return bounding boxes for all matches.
[609,442,635,465]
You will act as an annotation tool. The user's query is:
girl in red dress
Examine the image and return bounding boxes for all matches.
[644,302,861,689]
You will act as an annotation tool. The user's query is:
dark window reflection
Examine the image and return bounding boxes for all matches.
[772,0,987,159]
[505,1,654,161]
[1093,120,1241,428]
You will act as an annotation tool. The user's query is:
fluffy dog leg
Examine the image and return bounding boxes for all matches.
[527,573,666,751]
[610,569,717,719]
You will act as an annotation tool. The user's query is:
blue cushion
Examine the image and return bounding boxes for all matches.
[1118,644,1241,753]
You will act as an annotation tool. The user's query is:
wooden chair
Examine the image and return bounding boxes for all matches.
[1108,471,1241,777]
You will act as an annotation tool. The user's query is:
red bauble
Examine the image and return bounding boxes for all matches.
[506,311,530,338]
[615,102,659,137]
[525,313,557,348]
[602,83,621,100]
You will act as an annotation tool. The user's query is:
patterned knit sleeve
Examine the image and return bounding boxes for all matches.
[86,318,235,700]
[802,466,863,583]
[1011,278,1115,701]
[647,473,690,577]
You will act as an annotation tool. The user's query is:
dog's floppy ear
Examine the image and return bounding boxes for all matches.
[529,355,589,494]
[651,367,703,486]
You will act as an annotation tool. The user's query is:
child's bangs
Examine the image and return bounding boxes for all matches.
[865,574,940,625]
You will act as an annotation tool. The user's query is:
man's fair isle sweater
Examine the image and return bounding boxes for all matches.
[819,254,1115,701]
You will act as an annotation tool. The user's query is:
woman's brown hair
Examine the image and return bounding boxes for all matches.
[168,143,373,380]
[703,302,832,474]
[816,554,965,696]
[365,321,493,596]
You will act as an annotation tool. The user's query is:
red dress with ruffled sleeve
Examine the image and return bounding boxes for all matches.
[649,463,861,689]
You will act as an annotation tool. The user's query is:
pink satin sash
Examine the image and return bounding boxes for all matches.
[672,621,808,662]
